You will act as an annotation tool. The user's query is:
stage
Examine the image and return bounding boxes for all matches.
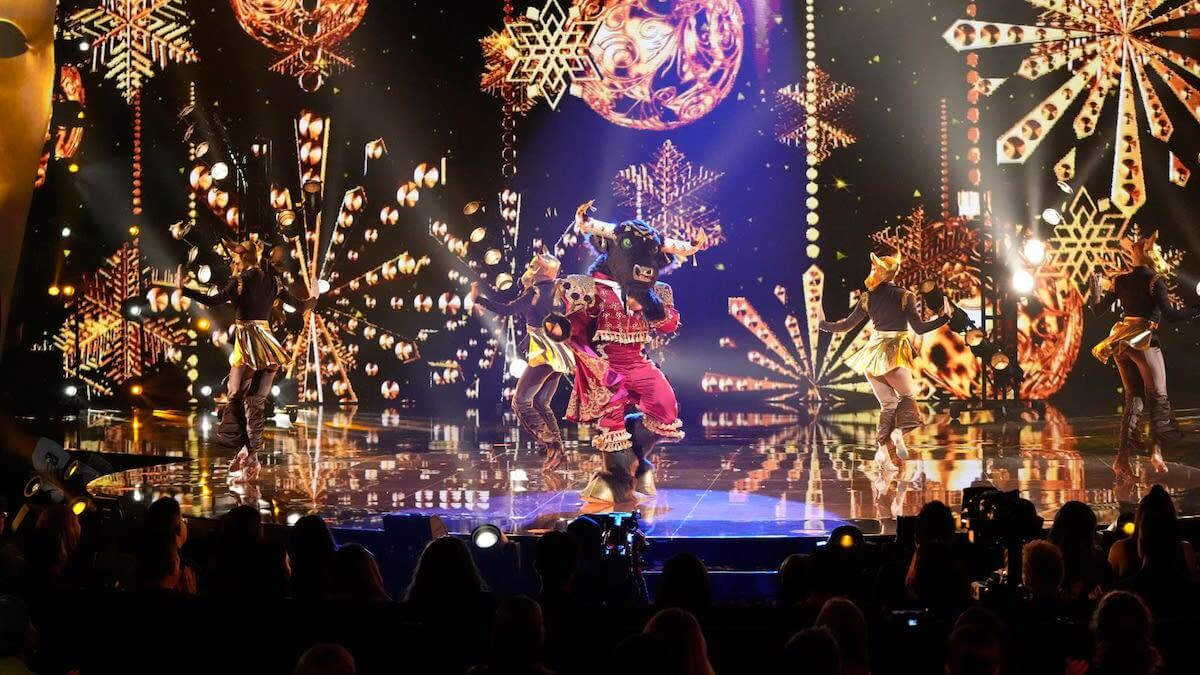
[80,406,1200,539]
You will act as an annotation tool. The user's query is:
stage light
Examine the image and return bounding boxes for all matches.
[197,265,212,283]
[61,284,75,297]
[806,244,820,258]
[1195,280,1200,297]
[317,279,330,294]
[508,358,528,379]
[211,162,230,181]
[69,498,89,516]
[1011,269,1035,295]
[989,352,1010,371]
[827,524,863,549]
[121,297,148,320]
[1022,238,1047,266]
[48,285,60,296]
[130,384,144,396]
[128,225,140,237]
[64,384,78,398]
[61,226,71,237]
[271,385,281,397]
[471,524,504,550]
[196,317,211,331]
[463,201,482,216]
[303,178,323,195]
[199,385,213,397]
[189,165,212,191]
[79,40,91,51]
[965,328,985,347]
[365,138,387,159]
[68,164,79,174]
[1040,208,1062,226]
[277,210,297,228]
[469,227,487,243]
[1115,512,1135,537]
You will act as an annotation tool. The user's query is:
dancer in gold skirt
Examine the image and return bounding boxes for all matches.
[817,253,952,470]
[1090,232,1200,477]
[471,253,574,470]
[176,239,316,481]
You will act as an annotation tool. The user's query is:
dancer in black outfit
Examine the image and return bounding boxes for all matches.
[472,253,574,470]
[1091,232,1200,477]
[176,239,315,481]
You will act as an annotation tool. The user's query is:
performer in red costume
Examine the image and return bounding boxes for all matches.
[556,202,705,503]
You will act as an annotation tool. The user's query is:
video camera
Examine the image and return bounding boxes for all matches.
[961,486,1044,594]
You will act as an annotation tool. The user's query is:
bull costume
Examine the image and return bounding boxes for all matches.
[818,253,951,471]
[176,239,316,481]
[557,202,705,504]
[473,253,575,471]
[1090,232,1200,477]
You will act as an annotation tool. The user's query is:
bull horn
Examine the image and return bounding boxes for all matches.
[663,231,708,257]
[574,200,616,239]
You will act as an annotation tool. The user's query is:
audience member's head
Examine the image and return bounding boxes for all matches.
[1135,485,1185,574]
[289,515,337,600]
[293,643,356,675]
[327,543,390,602]
[1091,591,1160,675]
[643,608,715,675]
[220,504,263,552]
[945,624,1003,675]
[915,500,956,548]
[534,530,577,595]
[144,496,187,549]
[815,597,868,675]
[486,595,548,671]
[612,633,671,675]
[405,536,484,606]
[655,553,711,614]
[1048,500,1099,597]
[137,537,181,591]
[30,504,81,579]
[1021,540,1064,601]
[907,540,969,614]
[780,627,840,675]
[777,554,810,607]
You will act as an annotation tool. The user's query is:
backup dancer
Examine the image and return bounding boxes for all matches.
[1091,232,1199,476]
[176,239,315,481]
[472,253,574,470]
[817,253,952,470]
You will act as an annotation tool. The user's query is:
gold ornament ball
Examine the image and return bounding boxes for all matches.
[578,0,744,131]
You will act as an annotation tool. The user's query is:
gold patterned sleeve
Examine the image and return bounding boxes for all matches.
[558,275,598,316]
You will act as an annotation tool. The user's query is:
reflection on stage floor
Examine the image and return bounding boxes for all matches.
[83,406,1200,538]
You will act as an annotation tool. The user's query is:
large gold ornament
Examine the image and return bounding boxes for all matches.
[229,0,369,92]
[916,271,1084,401]
[0,0,55,343]
[576,0,744,130]
[870,207,979,302]
[68,0,198,102]
[943,0,1200,215]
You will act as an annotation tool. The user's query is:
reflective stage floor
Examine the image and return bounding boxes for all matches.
[82,406,1200,538]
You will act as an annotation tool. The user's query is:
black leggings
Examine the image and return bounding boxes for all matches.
[512,364,563,446]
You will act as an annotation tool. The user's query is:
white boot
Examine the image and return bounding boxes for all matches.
[874,445,898,472]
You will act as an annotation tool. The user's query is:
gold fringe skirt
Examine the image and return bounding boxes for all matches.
[229,320,287,370]
[842,330,917,378]
[526,326,575,375]
[1092,317,1157,364]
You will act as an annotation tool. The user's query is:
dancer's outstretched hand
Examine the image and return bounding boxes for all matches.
[174,264,184,292]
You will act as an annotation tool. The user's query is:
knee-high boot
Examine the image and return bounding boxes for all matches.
[1147,394,1182,445]
[895,396,923,431]
[242,394,268,480]
[1114,397,1143,478]
[215,393,248,451]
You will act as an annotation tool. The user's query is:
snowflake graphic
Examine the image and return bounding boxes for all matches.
[871,206,980,302]
[480,30,536,114]
[776,66,856,164]
[1047,186,1131,302]
[702,265,875,412]
[613,140,725,247]
[943,0,1200,215]
[54,240,189,395]
[504,0,600,110]
[68,0,199,102]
